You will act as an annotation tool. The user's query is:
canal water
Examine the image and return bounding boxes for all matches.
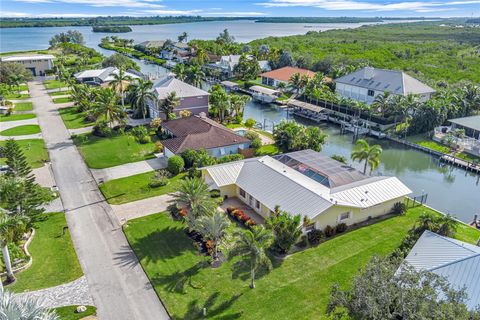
[243,101,480,223]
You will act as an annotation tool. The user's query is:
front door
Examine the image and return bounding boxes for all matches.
[248,195,254,207]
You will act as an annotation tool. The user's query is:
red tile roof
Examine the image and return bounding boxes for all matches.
[260,66,315,82]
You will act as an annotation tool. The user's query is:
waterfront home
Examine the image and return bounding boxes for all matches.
[135,40,166,53]
[202,149,411,229]
[1,54,55,76]
[260,66,315,88]
[74,67,142,86]
[160,114,251,158]
[335,67,435,105]
[147,75,209,119]
[434,115,480,157]
[159,42,192,62]
[400,230,480,310]
[206,55,270,79]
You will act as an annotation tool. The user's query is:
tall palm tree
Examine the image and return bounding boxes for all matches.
[110,68,132,110]
[70,83,92,113]
[229,94,250,118]
[172,64,187,81]
[195,212,230,260]
[127,79,157,119]
[437,214,457,237]
[351,139,383,174]
[228,226,274,289]
[186,65,205,88]
[372,91,392,117]
[195,48,209,65]
[288,73,304,96]
[0,288,59,319]
[0,212,27,284]
[178,31,188,43]
[92,88,125,128]
[159,92,180,121]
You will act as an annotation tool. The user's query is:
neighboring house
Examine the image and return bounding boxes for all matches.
[1,54,55,76]
[335,67,435,105]
[202,149,411,229]
[148,75,209,119]
[206,55,270,79]
[74,67,142,86]
[400,230,480,311]
[159,42,192,62]
[260,66,315,88]
[434,115,480,157]
[160,114,251,158]
[135,40,166,52]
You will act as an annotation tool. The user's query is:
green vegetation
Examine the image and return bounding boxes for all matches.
[53,306,96,320]
[124,206,480,319]
[4,92,30,100]
[93,25,132,33]
[14,101,33,111]
[43,79,68,90]
[100,172,186,205]
[0,113,36,122]
[49,90,71,96]
[100,41,165,66]
[255,144,279,156]
[59,106,94,129]
[52,96,73,104]
[0,139,48,169]
[9,212,82,293]
[0,125,41,136]
[73,133,157,169]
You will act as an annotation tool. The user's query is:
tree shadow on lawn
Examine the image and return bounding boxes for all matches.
[150,260,209,294]
[230,257,275,283]
[179,292,243,320]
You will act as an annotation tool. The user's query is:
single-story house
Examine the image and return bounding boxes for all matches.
[148,75,209,119]
[335,67,435,105]
[135,40,166,52]
[206,55,270,79]
[260,66,315,88]
[448,115,480,140]
[1,54,55,76]
[74,67,142,86]
[160,114,251,158]
[202,149,411,229]
[160,42,192,62]
[400,230,480,310]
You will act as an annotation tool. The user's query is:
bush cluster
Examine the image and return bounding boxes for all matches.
[167,155,185,175]
[226,207,256,228]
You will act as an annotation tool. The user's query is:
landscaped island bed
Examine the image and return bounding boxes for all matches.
[0,113,36,122]
[124,206,480,319]
[0,139,48,168]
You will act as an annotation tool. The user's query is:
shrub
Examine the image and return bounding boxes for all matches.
[226,207,236,215]
[149,117,162,130]
[307,229,324,245]
[130,126,149,143]
[297,235,308,248]
[139,135,151,144]
[392,202,406,215]
[167,155,184,174]
[324,225,336,238]
[244,130,260,141]
[246,219,256,227]
[217,154,244,164]
[251,137,262,149]
[92,120,112,137]
[336,223,348,233]
[154,141,164,153]
[245,118,256,129]
[187,166,201,179]
[148,169,172,188]
[210,189,221,198]
[167,203,180,219]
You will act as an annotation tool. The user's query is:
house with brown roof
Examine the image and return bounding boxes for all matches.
[260,66,315,88]
[160,114,251,158]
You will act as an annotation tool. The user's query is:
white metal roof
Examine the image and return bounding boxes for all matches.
[403,230,480,310]
[249,85,280,96]
[152,76,209,100]
[74,67,140,82]
[1,54,55,62]
[204,161,245,187]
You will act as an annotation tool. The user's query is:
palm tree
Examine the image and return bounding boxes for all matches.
[178,31,188,43]
[110,68,132,110]
[127,79,157,119]
[418,212,438,231]
[288,73,304,95]
[172,64,187,81]
[351,139,383,174]
[159,92,180,121]
[437,214,457,237]
[229,94,250,118]
[92,88,125,128]
[372,91,392,117]
[195,212,230,260]
[70,83,92,112]
[228,226,274,289]
[0,212,27,284]
[186,65,205,88]
[0,288,59,319]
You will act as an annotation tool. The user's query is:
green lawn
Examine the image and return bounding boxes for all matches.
[0,113,36,122]
[9,212,83,293]
[410,136,480,163]
[100,172,186,205]
[43,80,68,90]
[255,144,279,156]
[49,90,71,96]
[59,107,94,129]
[53,306,96,320]
[4,93,30,100]
[73,133,157,169]
[0,139,48,168]
[0,124,41,136]
[52,96,73,104]
[14,101,33,111]
[124,206,480,319]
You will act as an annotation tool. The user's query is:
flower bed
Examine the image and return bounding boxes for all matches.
[225,207,256,228]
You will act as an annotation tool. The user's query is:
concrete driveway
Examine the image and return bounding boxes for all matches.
[111,194,174,224]
[91,157,168,183]
[0,118,38,130]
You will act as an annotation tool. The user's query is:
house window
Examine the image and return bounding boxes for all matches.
[367,89,375,97]
[239,188,246,198]
[339,212,350,221]
[255,200,260,209]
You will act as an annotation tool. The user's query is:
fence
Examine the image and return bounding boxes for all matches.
[406,194,428,208]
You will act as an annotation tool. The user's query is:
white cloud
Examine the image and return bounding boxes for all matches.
[140,9,203,15]
[204,11,267,16]
[12,0,165,8]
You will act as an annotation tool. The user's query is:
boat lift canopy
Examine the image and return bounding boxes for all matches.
[288,99,331,114]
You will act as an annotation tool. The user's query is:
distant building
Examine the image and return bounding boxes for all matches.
[159,42,192,62]
[335,67,435,105]
[206,55,270,79]
[148,76,209,119]
[160,114,251,158]
[74,67,142,86]
[434,115,480,157]
[260,66,315,88]
[1,54,55,76]
[400,230,480,311]
[135,40,167,52]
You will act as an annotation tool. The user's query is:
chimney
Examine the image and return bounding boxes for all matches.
[363,67,375,80]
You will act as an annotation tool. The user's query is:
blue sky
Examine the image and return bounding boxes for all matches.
[2,0,479,18]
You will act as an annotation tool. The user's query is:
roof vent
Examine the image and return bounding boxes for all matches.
[363,67,375,80]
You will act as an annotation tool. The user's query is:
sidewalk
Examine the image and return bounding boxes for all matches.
[0,133,42,140]
[0,118,38,131]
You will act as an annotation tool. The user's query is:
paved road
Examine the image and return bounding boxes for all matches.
[29,81,170,320]
[91,157,167,183]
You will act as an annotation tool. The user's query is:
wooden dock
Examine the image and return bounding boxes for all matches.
[440,155,480,174]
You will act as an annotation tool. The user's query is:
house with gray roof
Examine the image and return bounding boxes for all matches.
[74,67,141,86]
[202,149,411,229]
[335,67,435,105]
[401,230,480,310]
[147,75,209,119]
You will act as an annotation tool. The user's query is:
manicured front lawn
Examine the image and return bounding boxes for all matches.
[14,101,33,111]
[49,90,71,96]
[53,96,73,104]
[100,172,186,205]
[53,306,96,320]
[9,212,83,293]
[124,206,480,319]
[43,79,68,90]
[0,113,36,122]
[73,133,157,169]
[0,139,48,168]
[0,124,41,136]
[59,107,94,129]
[4,93,30,100]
